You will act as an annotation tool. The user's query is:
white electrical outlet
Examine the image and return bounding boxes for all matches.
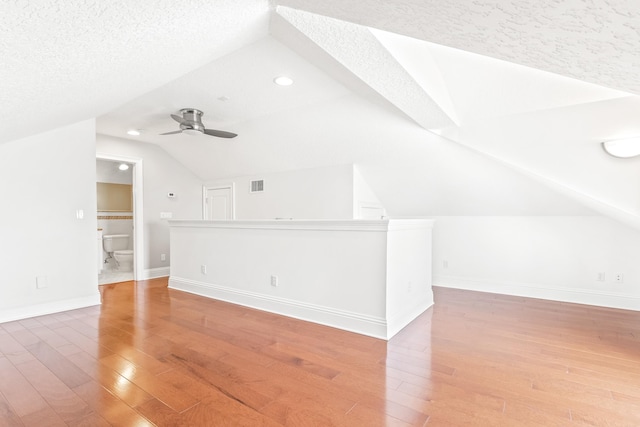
[201,265,207,274]
[614,273,624,283]
[161,254,166,261]
[271,275,278,287]
[36,276,48,289]
[597,272,605,282]
[443,260,449,269]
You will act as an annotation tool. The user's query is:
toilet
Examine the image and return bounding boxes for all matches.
[103,234,133,271]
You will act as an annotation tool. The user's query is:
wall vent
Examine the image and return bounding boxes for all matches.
[250,180,264,193]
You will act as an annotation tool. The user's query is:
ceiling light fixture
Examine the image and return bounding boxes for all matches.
[273,76,294,86]
[602,137,640,158]
[118,163,130,171]
[127,129,141,136]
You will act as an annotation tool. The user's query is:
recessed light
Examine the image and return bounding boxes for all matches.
[602,137,640,158]
[127,129,141,136]
[217,96,230,102]
[273,76,293,86]
[118,163,130,171]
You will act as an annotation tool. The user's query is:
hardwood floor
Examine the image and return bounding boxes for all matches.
[1,278,640,426]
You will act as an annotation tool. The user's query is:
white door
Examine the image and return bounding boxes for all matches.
[358,202,386,219]
[204,187,233,219]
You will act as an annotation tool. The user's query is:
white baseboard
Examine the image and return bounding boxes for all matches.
[434,275,640,311]
[141,267,170,280]
[169,276,389,339]
[387,296,434,338]
[0,293,102,324]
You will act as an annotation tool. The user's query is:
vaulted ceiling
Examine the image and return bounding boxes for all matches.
[3,0,640,225]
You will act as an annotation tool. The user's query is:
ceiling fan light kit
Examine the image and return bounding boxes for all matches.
[160,108,237,138]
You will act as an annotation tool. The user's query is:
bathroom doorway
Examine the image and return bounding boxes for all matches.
[96,154,144,285]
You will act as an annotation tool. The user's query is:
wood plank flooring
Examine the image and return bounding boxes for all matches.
[2,278,640,425]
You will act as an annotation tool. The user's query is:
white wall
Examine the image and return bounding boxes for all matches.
[96,135,203,275]
[96,159,133,184]
[169,219,433,339]
[205,164,354,219]
[439,96,640,220]
[433,216,640,310]
[0,120,100,322]
[385,222,432,337]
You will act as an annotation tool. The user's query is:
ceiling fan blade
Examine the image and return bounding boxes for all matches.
[171,114,186,124]
[203,128,237,138]
[160,130,183,135]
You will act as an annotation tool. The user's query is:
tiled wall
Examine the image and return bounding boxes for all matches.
[98,213,134,259]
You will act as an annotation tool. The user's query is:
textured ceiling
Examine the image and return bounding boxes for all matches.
[278,0,640,95]
[3,0,638,144]
[4,0,640,222]
[0,0,270,144]
[97,37,351,144]
[370,28,630,126]
[276,7,455,130]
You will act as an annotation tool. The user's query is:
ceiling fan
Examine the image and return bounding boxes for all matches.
[160,108,237,138]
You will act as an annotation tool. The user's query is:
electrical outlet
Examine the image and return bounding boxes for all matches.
[161,254,166,261]
[443,260,449,269]
[36,276,48,289]
[597,272,605,282]
[201,265,207,274]
[271,275,278,287]
[614,273,624,283]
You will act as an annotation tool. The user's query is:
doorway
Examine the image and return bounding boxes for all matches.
[96,153,144,283]
[203,185,234,219]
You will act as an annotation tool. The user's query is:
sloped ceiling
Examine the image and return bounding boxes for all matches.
[4,1,640,224]
[277,0,640,95]
[0,0,271,144]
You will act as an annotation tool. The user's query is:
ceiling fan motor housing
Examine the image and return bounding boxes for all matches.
[179,108,206,132]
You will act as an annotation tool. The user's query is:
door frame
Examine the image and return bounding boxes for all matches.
[202,184,235,220]
[96,152,145,281]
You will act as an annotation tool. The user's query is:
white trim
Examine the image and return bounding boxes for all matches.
[142,267,170,280]
[0,294,101,324]
[434,275,640,311]
[169,218,435,232]
[96,152,144,281]
[169,276,389,339]
[387,297,434,338]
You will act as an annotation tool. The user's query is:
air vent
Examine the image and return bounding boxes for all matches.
[250,180,264,193]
